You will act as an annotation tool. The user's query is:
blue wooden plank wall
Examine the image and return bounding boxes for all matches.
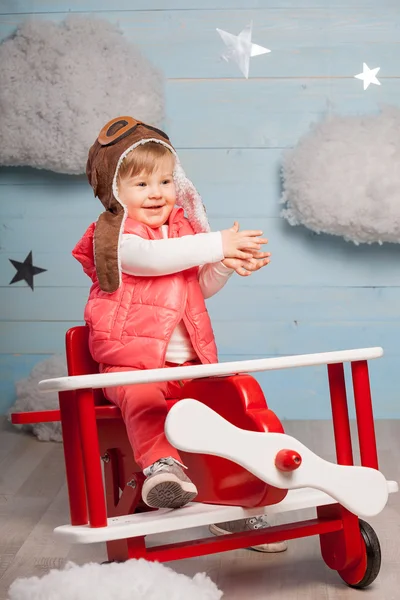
[1,0,399,418]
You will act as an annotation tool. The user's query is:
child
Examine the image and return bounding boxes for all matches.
[73,116,287,553]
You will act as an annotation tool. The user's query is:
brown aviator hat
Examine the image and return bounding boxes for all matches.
[86,116,210,293]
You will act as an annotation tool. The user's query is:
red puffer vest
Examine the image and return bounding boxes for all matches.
[72,207,218,369]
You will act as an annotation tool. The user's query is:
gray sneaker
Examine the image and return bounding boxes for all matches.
[209,516,288,553]
[142,458,198,509]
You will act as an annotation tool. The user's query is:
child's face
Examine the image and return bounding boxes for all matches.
[118,154,176,228]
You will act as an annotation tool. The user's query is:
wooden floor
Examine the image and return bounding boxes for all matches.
[1,416,399,600]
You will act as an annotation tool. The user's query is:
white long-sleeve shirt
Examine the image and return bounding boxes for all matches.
[120,225,234,364]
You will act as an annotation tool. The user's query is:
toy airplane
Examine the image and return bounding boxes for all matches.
[12,326,397,590]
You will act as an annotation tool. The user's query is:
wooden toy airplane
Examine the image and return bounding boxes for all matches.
[12,326,398,590]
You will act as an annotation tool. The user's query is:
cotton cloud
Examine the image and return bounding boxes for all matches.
[280,107,400,244]
[0,16,165,174]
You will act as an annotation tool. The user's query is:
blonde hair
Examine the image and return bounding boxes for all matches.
[117,142,175,181]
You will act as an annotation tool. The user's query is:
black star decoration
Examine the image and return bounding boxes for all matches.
[9,251,47,291]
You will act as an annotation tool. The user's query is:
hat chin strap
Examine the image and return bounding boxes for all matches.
[94,210,125,294]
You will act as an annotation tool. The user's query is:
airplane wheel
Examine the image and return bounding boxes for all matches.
[339,520,381,589]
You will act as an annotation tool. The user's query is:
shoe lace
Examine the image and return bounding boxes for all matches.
[247,515,270,530]
[147,457,176,476]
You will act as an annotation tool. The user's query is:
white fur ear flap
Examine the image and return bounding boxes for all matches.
[174,160,211,234]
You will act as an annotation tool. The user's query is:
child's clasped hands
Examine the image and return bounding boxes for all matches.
[221,221,271,277]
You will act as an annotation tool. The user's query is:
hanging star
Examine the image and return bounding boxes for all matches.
[354,63,381,90]
[9,251,47,290]
[216,21,271,79]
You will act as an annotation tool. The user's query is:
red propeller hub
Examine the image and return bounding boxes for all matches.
[275,449,302,472]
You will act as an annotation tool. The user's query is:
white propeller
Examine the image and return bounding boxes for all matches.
[165,399,389,518]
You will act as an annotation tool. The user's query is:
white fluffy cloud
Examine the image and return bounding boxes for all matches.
[7,559,223,600]
[0,16,165,174]
[280,107,400,244]
[9,355,66,442]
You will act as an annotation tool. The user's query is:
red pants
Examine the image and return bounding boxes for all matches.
[101,361,199,470]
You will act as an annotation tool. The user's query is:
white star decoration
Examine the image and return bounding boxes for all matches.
[216,21,271,78]
[354,63,381,90]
